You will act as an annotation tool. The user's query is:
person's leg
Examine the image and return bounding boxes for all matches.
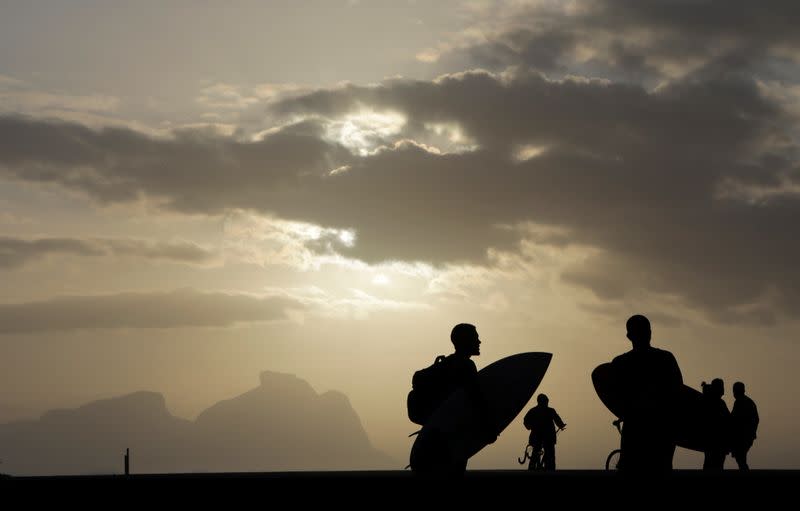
[409,428,450,475]
[732,447,746,470]
[450,457,468,477]
[527,444,536,471]
[717,450,727,470]
[705,450,725,470]
[735,440,753,471]
[645,433,674,472]
[619,429,640,472]
[529,439,544,470]
[543,443,556,471]
[703,451,712,470]
[656,441,676,471]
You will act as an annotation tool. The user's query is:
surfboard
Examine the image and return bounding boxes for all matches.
[592,362,706,452]
[409,352,552,472]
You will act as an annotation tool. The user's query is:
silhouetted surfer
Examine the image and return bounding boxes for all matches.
[611,314,683,472]
[409,323,496,476]
[523,393,566,470]
[730,381,759,471]
[700,378,730,470]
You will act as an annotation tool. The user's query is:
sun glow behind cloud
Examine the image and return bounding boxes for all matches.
[326,110,406,155]
[513,144,549,162]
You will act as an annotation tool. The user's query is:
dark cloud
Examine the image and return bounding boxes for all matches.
[0,42,799,322]
[0,236,217,269]
[0,289,301,333]
[267,69,800,322]
[436,28,575,75]
[437,0,800,79]
[0,116,353,212]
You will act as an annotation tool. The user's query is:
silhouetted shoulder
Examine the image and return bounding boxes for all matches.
[652,347,677,359]
[447,354,477,373]
[611,351,632,365]
[610,346,682,385]
[613,346,677,363]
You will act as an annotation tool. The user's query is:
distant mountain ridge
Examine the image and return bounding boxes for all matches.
[0,371,395,475]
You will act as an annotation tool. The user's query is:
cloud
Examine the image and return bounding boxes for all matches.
[0,289,302,333]
[0,115,354,208]
[0,236,219,269]
[422,1,800,80]
[0,75,119,114]
[264,286,430,322]
[196,82,306,111]
[1,35,799,322]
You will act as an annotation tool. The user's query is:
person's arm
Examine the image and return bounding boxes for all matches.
[752,401,760,437]
[553,410,566,430]
[668,352,683,386]
[663,352,684,416]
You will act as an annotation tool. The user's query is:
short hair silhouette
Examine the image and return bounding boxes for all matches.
[733,381,745,395]
[626,314,651,344]
[537,393,549,405]
[451,323,477,349]
[701,378,724,398]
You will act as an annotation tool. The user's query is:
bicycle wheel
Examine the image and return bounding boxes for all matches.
[605,449,621,471]
[529,450,544,470]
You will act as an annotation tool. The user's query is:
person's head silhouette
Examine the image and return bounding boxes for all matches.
[712,378,724,397]
[537,393,549,406]
[733,381,746,399]
[701,378,724,398]
[451,323,481,356]
[626,314,651,349]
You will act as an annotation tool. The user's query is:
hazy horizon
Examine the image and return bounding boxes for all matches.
[2,0,800,472]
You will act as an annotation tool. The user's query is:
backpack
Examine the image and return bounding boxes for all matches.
[407,355,453,425]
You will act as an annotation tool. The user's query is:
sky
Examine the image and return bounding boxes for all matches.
[1,0,800,471]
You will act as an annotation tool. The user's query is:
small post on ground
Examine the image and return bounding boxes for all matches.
[124,448,130,476]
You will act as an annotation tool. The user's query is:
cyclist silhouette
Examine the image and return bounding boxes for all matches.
[522,394,566,470]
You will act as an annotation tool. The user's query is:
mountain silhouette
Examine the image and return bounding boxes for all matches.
[193,371,393,471]
[0,371,393,475]
[0,391,192,475]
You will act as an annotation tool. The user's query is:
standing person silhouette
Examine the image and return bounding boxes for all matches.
[730,381,759,471]
[409,323,496,475]
[611,314,683,472]
[700,378,730,470]
[523,393,566,470]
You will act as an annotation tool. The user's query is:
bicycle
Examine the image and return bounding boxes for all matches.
[518,443,543,470]
[517,426,565,470]
[605,419,623,470]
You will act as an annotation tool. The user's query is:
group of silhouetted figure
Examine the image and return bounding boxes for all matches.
[407,315,759,476]
[700,378,759,471]
[607,314,759,473]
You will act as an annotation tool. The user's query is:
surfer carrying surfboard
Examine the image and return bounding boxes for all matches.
[408,323,498,475]
[610,314,684,472]
[442,323,499,452]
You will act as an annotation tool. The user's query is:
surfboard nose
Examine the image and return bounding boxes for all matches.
[481,351,552,396]
[505,352,552,375]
